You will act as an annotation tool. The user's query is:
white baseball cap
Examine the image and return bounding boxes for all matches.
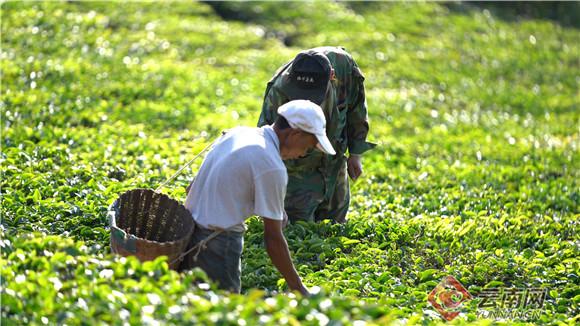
[277,100,336,155]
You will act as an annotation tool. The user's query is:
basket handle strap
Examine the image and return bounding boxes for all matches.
[155,137,216,192]
[169,229,224,266]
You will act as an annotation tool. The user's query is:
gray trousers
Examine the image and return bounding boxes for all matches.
[179,225,244,293]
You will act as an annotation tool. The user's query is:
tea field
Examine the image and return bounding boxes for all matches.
[1,1,579,325]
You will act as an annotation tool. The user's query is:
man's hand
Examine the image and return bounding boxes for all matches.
[263,217,310,296]
[347,155,363,181]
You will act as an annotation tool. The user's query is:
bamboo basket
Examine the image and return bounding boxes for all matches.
[108,188,195,270]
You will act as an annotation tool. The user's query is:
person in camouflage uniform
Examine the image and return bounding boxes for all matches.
[258,46,375,223]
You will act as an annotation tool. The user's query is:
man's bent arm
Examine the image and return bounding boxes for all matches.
[262,217,309,295]
[346,64,376,155]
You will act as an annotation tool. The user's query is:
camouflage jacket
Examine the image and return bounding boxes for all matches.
[258,46,375,173]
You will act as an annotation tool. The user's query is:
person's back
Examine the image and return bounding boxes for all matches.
[310,46,358,86]
[184,126,286,233]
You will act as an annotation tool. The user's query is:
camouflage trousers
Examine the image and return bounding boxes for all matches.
[285,155,349,223]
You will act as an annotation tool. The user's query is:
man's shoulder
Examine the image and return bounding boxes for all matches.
[226,126,258,135]
[216,127,264,156]
[225,126,269,144]
[228,127,282,164]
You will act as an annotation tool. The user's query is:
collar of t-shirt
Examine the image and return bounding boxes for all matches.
[261,125,280,154]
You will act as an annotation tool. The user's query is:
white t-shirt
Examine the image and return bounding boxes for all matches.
[184,126,287,232]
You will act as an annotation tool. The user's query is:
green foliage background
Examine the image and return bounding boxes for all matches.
[1,1,578,325]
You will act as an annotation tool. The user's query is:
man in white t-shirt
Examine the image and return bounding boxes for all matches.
[180,100,335,295]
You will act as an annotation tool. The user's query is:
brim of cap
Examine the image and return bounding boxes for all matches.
[315,133,336,155]
[280,77,327,105]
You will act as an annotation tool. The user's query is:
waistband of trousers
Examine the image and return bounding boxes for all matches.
[196,223,245,235]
